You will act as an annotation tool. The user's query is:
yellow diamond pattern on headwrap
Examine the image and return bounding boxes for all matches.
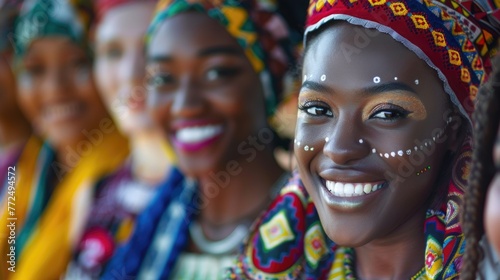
[448,49,462,65]
[411,14,430,29]
[390,2,408,16]
[221,6,264,72]
[259,210,295,250]
[432,31,446,47]
[469,85,478,100]
[460,68,470,83]
[368,0,386,6]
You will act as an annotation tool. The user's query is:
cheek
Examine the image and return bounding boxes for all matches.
[485,175,500,256]
[17,87,39,122]
[95,62,118,105]
[294,119,325,171]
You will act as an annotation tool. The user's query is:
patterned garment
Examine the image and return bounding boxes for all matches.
[147,0,297,116]
[230,138,471,280]
[14,0,94,57]
[95,0,158,22]
[305,0,499,123]
[0,0,24,51]
[65,160,159,279]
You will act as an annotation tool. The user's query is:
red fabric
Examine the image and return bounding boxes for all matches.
[95,0,157,22]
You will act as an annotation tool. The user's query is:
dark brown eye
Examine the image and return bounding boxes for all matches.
[298,102,333,117]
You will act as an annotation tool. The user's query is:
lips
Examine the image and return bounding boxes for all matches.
[325,181,385,197]
[172,123,224,152]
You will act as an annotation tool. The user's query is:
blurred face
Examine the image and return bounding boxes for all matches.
[17,37,108,148]
[0,50,18,118]
[147,12,267,177]
[297,24,459,247]
[94,2,156,135]
[485,124,500,256]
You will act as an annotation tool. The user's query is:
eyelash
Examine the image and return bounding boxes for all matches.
[370,104,410,121]
[298,101,333,117]
[298,101,411,121]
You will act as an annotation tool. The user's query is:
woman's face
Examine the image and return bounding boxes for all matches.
[485,124,500,256]
[17,37,108,149]
[296,23,460,247]
[94,2,156,135]
[147,12,267,177]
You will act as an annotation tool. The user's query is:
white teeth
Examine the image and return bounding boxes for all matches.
[44,102,81,121]
[326,181,384,197]
[354,184,363,195]
[176,124,223,144]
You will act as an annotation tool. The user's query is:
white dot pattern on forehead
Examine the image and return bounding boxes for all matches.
[321,74,326,81]
[358,139,364,144]
[373,76,381,84]
[325,137,329,143]
[415,79,419,85]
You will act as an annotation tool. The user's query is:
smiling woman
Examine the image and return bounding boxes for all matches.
[230,0,499,279]
[102,0,297,279]
[0,1,128,279]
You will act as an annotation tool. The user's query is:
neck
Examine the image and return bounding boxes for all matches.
[129,129,171,184]
[0,115,31,154]
[354,208,426,280]
[196,144,284,228]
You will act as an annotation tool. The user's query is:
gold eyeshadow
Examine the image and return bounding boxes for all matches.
[362,93,426,121]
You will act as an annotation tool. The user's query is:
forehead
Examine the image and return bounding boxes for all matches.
[148,11,240,58]
[26,37,83,57]
[97,2,156,41]
[303,23,432,86]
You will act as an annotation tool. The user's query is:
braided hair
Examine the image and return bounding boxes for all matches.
[461,53,500,279]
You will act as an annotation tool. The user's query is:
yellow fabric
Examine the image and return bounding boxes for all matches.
[0,128,129,280]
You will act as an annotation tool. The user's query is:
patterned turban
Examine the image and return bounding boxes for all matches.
[14,0,94,58]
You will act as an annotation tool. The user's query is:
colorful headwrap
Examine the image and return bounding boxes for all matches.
[14,0,94,58]
[146,0,296,116]
[0,0,24,51]
[95,0,157,22]
[305,0,499,123]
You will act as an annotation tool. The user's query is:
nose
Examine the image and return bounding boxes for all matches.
[42,67,69,99]
[323,116,369,166]
[170,79,206,118]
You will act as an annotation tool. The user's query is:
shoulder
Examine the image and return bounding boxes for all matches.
[230,172,334,279]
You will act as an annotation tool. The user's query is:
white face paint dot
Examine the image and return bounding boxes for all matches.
[304,145,309,151]
[297,141,301,146]
[325,137,329,143]
[358,139,364,144]
[394,77,398,81]
[303,75,307,82]
[384,153,389,158]
[372,148,376,154]
[414,146,418,151]
[379,153,383,157]
[397,150,404,156]
[415,79,419,85]
[406,149,411,155]
[373,76,381,84]
[320,74,326,81]
[310,147,314,151]
[390,152,396,157]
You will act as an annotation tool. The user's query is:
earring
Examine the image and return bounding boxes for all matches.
[416,165,431,176]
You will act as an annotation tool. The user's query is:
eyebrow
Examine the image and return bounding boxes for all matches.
[148,45,243,63]
[300,81,417,95]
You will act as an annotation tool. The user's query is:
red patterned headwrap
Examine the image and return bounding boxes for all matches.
[305,0,499,123]
[95,0,157,22]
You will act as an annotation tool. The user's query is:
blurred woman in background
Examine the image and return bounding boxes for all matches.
[65,0,174,278]
[0,0,128,279]
[102,0,298,278]
[0,0,31,202]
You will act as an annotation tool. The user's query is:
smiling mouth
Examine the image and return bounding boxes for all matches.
[324,180,386,197]
[175,124,224,144]
[43,102,83,122]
